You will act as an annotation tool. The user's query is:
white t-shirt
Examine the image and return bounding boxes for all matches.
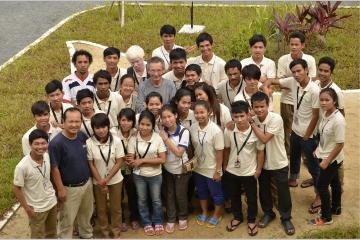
[49,102,72,126]
[224,125,264,176]
[241,56,276,79]
[110,67,127,92]
[315,110,345,164]
[162,70,185,90]
[209,103,232,130]
[315,80,344,110]
[190,120,224,178]
[81,109,105,138]
[216,79,244,109]
[234,88,274,111]
[179,109,197,129]
[13,153,57,212]
[152,44,182,70]
[62,72,95,102]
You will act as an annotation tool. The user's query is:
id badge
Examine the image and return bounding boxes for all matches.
[234,156,241,168]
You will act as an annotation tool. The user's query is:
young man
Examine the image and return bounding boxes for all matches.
[249,92,295,235]
[22,101,61,155]
[93,69,125,130]
[162,48,187,89]
[223,101,264,236]
[14,129,57,238]
[49,108,94,239]
[45,79,73,128]
[187,32,227,88]
[125,45,148,90]
[62,50,95,105]
[103,47,127,92]
[277,31,316,161]
[136,57,177,112]
[216,59,243,109]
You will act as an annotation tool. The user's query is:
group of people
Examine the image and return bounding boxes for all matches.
[13,24,346,238]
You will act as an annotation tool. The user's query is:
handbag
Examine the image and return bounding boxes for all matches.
[178,128,198,173]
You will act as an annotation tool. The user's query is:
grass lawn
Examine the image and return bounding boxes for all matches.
[300,224,360,238]
[0,2,358,221]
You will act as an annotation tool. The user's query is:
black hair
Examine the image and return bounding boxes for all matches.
[76,88,94,104]
[194,100,211,113]
[71,49,93,65]
[29,129,49,145]
[320,87,339,108]
[194,82,221,126]
[93,69,112,85]
[160,24,176,36]
[120,74,136,86]
[249,34,267,47]
[91,112,110,130]
[145,91,163,104]
[231,100,250,114]
[289,59,308,70]
[225,59,242,72]
[63,107,82,122]
[169,48,187,62]
[185,64,202,75]
[160,104,179,124]
[196,32,213,47]
[118,108,136,128]
[242,64,261,80]
[251,91,269,106]
[138,110,156,130]
[289,31,306,44]
[45,79,63,94]
[171,88,192,107]
[318,56,336,72]
[103,47,120,58]
[31,100,50,116]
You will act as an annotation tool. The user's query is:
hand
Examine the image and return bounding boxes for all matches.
[126,154,134,163]
[319,159,329,170]
[25,206,35,218]
[213,172,221,182]
[57,187,67,203]
[185,45,197,54]
[98,178,107,187]
[101,185,109,194]
[131,159,143,167]
[225,121,235,131]
[260,76,268,84]
[254,169,262,179]
[159,129,168,142]
[249,110,256,117]
[303,135,310,141]
[203,79,211,85]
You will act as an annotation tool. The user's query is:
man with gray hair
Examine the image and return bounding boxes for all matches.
[125,45,148,90]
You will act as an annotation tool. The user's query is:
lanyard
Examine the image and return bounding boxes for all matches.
[160,46,170,65]
[226,80,242,105]
[121,139,128,155]
[242,89,251,108]
[50,104,63,124]
[296,87,307,110]
[136,139,152,159]
[320,110,339,135]
[98,135,113,167]
[82,119,92,137]
[36,162,46,179]
[132,68,145,86]
[113,68,121,91]
[197,130,206,147]
[95,97,112,116]
[233,129,253,156]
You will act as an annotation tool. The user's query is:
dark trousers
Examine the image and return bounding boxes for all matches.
[317,160,342,221]
[259,166,292,221]
[225,171,257,223]
[121,172,139,222]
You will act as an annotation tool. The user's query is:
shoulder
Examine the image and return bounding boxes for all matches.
[269,112,283,124]
[215,55,226,65]
[303,53,316,62]
[77,131,88,142]
[209,121,223,134]
[217,80,227,89]
[63,102,73,109]
[152,46,161,55]
[112,135,122,145]
[331,83,343,92]
[263,56,275,65]
[62,74,75,84]
[16,156,29,170]
[278,54,289,63]
[49,132,64,145]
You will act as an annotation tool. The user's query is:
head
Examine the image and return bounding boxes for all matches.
[185,64,202,85]
[145,92,163,118]
[242,64,261,91]
[196,32,214,58]
[318,56,336,84]
[72,49,92,74]
[138,110,156,136]
[29,129,49,156]
[170,48,187,75]
[225,59,242,86]
[31,101,50,128]
[171,88,192,116]
[251,91,269,119]
[45,79,64,106]
[289,59,309,84]
[125,45,145,73]
[91,113,110,141]
[194,100,211,125]
[320,88,338,112]
[118,108,136,133]
[63,107,82,135]
[249,34,267,59]
[119,74,135,98]
[76,89,94,115]
[231,101,250,126]
[160,104,178,129]
[93,69,112,94]
[194,82,216,103]
[289,31,305,56]
[160,24,176,47]
[103,47,120,69]
[148,56,165,83]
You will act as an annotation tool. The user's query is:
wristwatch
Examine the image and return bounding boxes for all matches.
[248,119,255,124]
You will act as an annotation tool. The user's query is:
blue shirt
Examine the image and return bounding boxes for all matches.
[49,132,90,185]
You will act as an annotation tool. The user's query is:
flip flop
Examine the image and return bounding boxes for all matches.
[248,223,258,236]
[282,220,295,235]
[206,216,222,228]
[301,178,314,188]
[144,225,155,236]
[226,219,242,232]
[308,203,321,214]
[258,214,275,228]
[288,180,298,188]
[196,214,208,225]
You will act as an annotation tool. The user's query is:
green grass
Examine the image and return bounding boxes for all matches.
[0,3,358,218]
[300,224,360,238]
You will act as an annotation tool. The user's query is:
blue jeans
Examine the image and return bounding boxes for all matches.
[133,174,163,226]
[289,131,319,189]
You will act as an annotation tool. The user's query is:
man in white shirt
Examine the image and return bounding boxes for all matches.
[103,47,127,92]
[187,32,227,88]
[162,48,187,89]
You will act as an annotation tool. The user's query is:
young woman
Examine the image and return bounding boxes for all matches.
[118,74,136,111]
[159,104,191,233]
[114,108,140,231]
[127,110,167,236]
[190,100,225,228]
[87,113,124,238]
[181,64,202,104]
[194,82,232,130]
[171,88,197,129]
[310,88,345,226]
[136,92,163,132]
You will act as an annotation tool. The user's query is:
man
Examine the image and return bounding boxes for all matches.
[162,48,187,89]
[103,47,127,92]
[49,108,93,238]
[136,57,177,112]
[187,32,227,88]
[62,50,95,105]
[125,45,148,91]
[216,59,243,109]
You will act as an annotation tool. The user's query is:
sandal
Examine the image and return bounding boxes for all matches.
[196,214,208,226]
[154,224,164,235]
[301,178,314,188]
[308,203,321,214]
[282,220,295,235]
[247,223,258,236]
[131,221,140,230]
[144,225,155,236]
[258,214,275,228]
[121,223,128,232]
[309,217,333,226]
[165,223,175,233]
[178,220,188,230]
[288,179,298,188]
[226,219,242,232]
[206,216,222,228]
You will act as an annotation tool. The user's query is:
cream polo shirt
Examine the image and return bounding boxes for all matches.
[22,125,61,156]
[253,112,289,170]
[128,132,166,177]
[13,153,57,212]
[190,120,224,178]
[277,53,316,105]
[315,110,345,164]
[241,56,276,79]
[135,113,161,133]
[233,88,274,111]
[279,77,320,137]
[110,67,127,92]
[49,102,72,126]
[216,79,244,109]
[122,94,137,111]
[224,125,264,177]
[315,80,344,110]
[179,109,197,129]
[62,72,95,102]
[152,44,182,70]
[162,70,185,90]
[187,54,227,88]
[112,128,137,174]
[94,90,125,130]
[87,134,124,185]
[210,103,232,130]
[81,109,105,138]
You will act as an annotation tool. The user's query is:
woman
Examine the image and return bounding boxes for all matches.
[171,88,197,129]
[118,74,137,111]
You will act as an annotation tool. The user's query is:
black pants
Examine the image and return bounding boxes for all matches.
[225,171,257,223]
[121,172,140,222]
[259,166,292,221]
[317,160,342,221]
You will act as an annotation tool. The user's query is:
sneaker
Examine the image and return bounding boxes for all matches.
[309,217,333,226]
[179,220,188,230]
[165,223,175,233]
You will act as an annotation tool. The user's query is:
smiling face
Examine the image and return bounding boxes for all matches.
[63,110,82,135]
[171,58,186,76]
[244,78,259,92]
[177,95,192,116]
[252,100,268,120]
[138,117,153,137]
[120,77,135,98]
[48,89,64,106]
[119,116,133,134]
[195,88,209,102]
[198,40,213,59]
[161,110,177,129]
[185,70,201,85]
[317,63,332,84]
[104,54,119,69]
[146,96,162,118]
[149,62,164,83]
[194,104,209,125]
[34,112,50,128]
[30,138,48,157]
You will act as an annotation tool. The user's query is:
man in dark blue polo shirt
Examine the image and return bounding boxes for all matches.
[49,107,93,239]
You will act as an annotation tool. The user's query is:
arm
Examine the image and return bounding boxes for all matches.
[135,84,146,113]
[319,143,344,169]
[303,108,319,140]
[130,152,166,167]
[104,158,123,183]
[223,147,230,170]
[88,160,104,186]
[255,149,265,178]
[161,136,186,157]
[213,149,223,181]
[13,185,35,217]
[51,166,66,203]
[249,121,274,144]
